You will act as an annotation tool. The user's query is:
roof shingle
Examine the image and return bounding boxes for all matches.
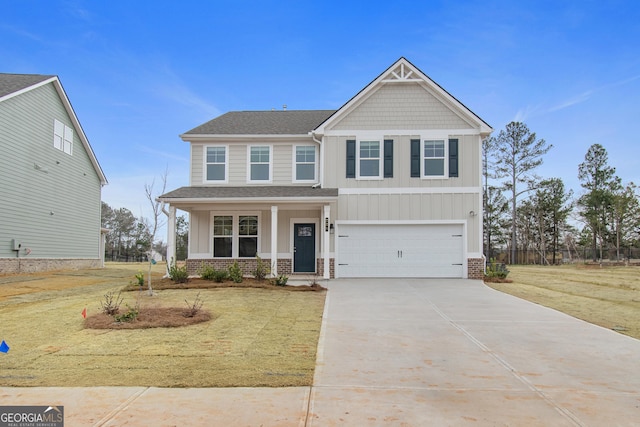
[0,73,55,99]
[183,110,336,135]
[160,186,338,200]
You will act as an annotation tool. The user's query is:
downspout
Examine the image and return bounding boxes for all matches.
[311,131,324,188]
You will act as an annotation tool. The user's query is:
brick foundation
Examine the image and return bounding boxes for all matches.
[0,258,102,274]
[467,257,485,279]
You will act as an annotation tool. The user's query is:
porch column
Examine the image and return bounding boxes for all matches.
[323,204,330,279]
[271,206,278,277]
[165,205,177,267]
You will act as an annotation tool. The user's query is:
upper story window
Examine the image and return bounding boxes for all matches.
[248,145,271,182]
[53,119,73,155]
[423,140,445,177]
[358,140,381,178]
[294,145,316,182]
[346,139,393,179]
[205,146,228,182]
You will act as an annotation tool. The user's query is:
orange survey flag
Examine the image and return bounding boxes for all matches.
[81,308,87,319]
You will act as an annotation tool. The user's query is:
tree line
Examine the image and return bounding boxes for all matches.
[484,122,639,264]
[101,202,188,262]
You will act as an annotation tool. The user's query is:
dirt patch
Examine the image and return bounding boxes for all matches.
[85,307,213,329]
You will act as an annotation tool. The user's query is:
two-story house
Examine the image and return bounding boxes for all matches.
[0,74,107,273]
[159,57,492,279]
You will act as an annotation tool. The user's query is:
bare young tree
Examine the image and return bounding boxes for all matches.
[144,167,168,295]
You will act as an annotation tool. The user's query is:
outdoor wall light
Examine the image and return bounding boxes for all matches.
[330,223,335,234]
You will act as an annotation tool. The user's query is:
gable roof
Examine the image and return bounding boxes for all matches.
[0,73,107,185]
[314,57,493,136]
[182,110,336,137]
[0,73,56,99]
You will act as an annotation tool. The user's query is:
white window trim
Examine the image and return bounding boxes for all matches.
[421,136,449,179]
[203,145,229,184]
[292,145,318,183]
[247,145,272,183]
[210,212,261,258]
[53,119,73,155]
[356,139,383,181]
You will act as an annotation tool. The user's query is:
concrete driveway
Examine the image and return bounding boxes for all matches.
[2,279,639,426]
[308,279,640,426]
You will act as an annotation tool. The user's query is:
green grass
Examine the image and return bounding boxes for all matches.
[486,264,640,340]
[0,264,326,387]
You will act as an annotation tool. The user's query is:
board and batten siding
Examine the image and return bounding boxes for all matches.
[0,82,102,259]
[336,191,481,253]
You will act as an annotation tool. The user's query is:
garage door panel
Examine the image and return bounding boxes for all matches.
[337,224,464,278]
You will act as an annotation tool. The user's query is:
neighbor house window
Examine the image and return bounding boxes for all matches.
[423,140,445,177]
[205,146,227,182]
[358,141,380,178]
[249,146,271,182]
[53,119,73,155]
[212,214,259,258]
[294,145,316,181]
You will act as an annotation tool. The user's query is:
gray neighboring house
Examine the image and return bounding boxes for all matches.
[0,73,108,273]
[160,57,492,279]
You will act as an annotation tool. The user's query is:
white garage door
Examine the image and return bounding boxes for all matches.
[336,224,464,278]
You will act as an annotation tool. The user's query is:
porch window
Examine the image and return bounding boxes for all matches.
[294,146,316,181]
[213,216,233,257]
[423,140,445,177]
[358,141,380,178]
[205,146,227,182]
[249,146,271,182]
[212,214,259,258]
[238,215,258,257]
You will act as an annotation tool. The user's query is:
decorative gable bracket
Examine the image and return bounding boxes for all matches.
[382,63,421,83]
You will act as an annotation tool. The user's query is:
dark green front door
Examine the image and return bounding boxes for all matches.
[294,223,315,273]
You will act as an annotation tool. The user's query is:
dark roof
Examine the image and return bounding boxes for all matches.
[183,110,337,135]
[0,73,55,99]
[159,186,338,200]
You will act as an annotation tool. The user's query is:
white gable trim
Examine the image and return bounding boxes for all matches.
[314,57,492,137]
[0,76,58,103]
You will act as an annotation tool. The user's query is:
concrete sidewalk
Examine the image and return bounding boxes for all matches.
[2,279,640,426]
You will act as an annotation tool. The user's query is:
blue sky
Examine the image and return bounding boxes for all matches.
[2,0,639,235]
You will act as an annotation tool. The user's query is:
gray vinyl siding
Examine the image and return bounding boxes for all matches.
[0,82,102,259]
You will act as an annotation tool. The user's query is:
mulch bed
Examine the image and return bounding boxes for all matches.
[84,307,213,329]
[123,277,327,292]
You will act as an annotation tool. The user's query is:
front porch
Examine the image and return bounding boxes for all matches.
[159,186,339,280]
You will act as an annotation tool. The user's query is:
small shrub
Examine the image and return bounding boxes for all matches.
[134,271,144,287]
[212,269,228,283]
[485,259,510,279]
[272,274,289,286]
[100,291,123,315]
[228,261,243,283]
[199,264,217,281]
[169,259,189,283]
[183,292,204,318]
[114,303,139,323]
[253,256,270,281]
